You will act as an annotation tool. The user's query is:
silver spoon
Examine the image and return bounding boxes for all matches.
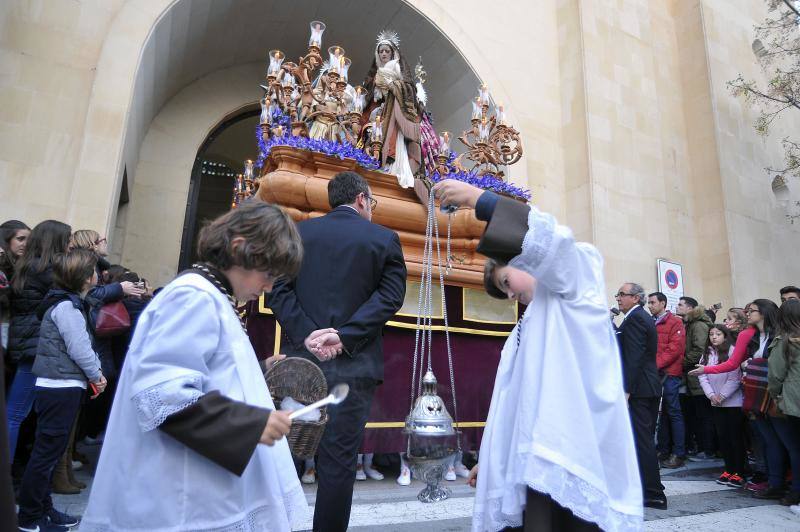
[288,383,350,420]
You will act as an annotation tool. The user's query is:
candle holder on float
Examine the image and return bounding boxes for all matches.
[454,85,523,179]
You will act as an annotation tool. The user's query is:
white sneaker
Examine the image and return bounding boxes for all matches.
[355,464,367,481]
[301,467,316,484]
[364,465,384,481]
[454,463,470,478]
[71,460,83,471]
[444,466,457,481]
[397,466,411,486]
[791,504,800,516]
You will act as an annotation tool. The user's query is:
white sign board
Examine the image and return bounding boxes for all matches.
[657,259,684,313]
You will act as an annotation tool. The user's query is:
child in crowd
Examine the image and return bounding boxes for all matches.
[698,325,746,488]
[17,249,107,531]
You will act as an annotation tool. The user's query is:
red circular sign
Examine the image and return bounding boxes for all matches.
[664,269,679,290]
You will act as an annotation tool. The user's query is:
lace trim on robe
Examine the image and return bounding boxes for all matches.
[79,483,309,532]
[132,374,204,432]
[473,455,643,532]
[508,207,555,275]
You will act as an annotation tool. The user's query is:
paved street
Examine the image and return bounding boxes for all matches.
[52,446,800,531]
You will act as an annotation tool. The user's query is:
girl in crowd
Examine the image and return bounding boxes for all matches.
[691,300,781,498]
[6,221,72,466]
[723,307,747,337]
[0,220,30,279]
[1,221,30,388]
[698,325,746,488]
[767,299,800,507]
[16,249,106,531]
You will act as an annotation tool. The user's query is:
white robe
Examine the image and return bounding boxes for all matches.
[472,207,643,532]
[81,274,308,532]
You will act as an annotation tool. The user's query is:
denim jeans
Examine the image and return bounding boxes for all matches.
[6,361,37,463]
[656,375,686,457]
[771,415,800,492]
[17,386,83,525]
[752,416,788,489]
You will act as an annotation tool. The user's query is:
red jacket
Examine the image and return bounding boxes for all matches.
[655,311,686,376]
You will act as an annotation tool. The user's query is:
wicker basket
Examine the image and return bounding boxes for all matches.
[266,357,328,458]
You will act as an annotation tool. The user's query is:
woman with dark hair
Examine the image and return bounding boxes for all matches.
[767,299,800,507]
[69,230,143,448]
[0,220,30,279]
[1,220,30,387]
[6,220,71,466]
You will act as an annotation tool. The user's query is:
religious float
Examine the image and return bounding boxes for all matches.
[234,22,530,462]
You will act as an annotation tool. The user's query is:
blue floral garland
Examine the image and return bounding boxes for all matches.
[255,109,380,170]
[255,109,531,201]
[429,151,532,201]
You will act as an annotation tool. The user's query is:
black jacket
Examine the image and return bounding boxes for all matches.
[616,305,661,398]
[268,206,407,383]
[7,262,53,364]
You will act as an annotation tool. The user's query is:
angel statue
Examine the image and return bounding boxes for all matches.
[308,66,345,142]
[361,30,424,190]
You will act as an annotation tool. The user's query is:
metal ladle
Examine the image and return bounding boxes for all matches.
[288,383,349,420]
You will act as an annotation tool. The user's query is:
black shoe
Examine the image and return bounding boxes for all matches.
[754,487,786,500]
[18,516,69,532]
[781,491,800,506]
[644,496,668,510]
[660,455,686,469]
[46,507,79,527]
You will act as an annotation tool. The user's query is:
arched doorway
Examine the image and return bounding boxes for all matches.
[178,109,259,269]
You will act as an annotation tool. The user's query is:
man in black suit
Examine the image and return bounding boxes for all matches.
[615,282,666,509]
[268,171,407,532]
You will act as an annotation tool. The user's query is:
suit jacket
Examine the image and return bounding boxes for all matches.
[617,305,660,398]
[268,206,407,383]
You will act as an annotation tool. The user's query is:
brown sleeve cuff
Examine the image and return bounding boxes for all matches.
[159,390,270,476]
[476,196,531,263]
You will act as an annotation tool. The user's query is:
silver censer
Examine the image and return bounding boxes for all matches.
[404,370,458,503]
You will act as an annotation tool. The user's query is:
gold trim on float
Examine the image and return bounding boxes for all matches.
[365,421,486,428]
[274,322,282,355]
[461,287,518,325]
[386,320,511,337]
[257,294,274,315]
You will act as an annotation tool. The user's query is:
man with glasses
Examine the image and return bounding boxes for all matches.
[268,171,406,532]
[615,283,666,509]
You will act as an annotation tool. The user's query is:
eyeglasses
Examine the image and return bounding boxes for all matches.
[94,237,107,245]
[615,292,635,298]
[363,193,377,211]
[745,308,759,315]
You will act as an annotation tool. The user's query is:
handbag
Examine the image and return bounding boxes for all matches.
[741,358,773,415]
[94,301,131,338]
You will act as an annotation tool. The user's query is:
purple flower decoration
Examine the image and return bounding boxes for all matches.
[254,109,380,171]
[430,167,532,201]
